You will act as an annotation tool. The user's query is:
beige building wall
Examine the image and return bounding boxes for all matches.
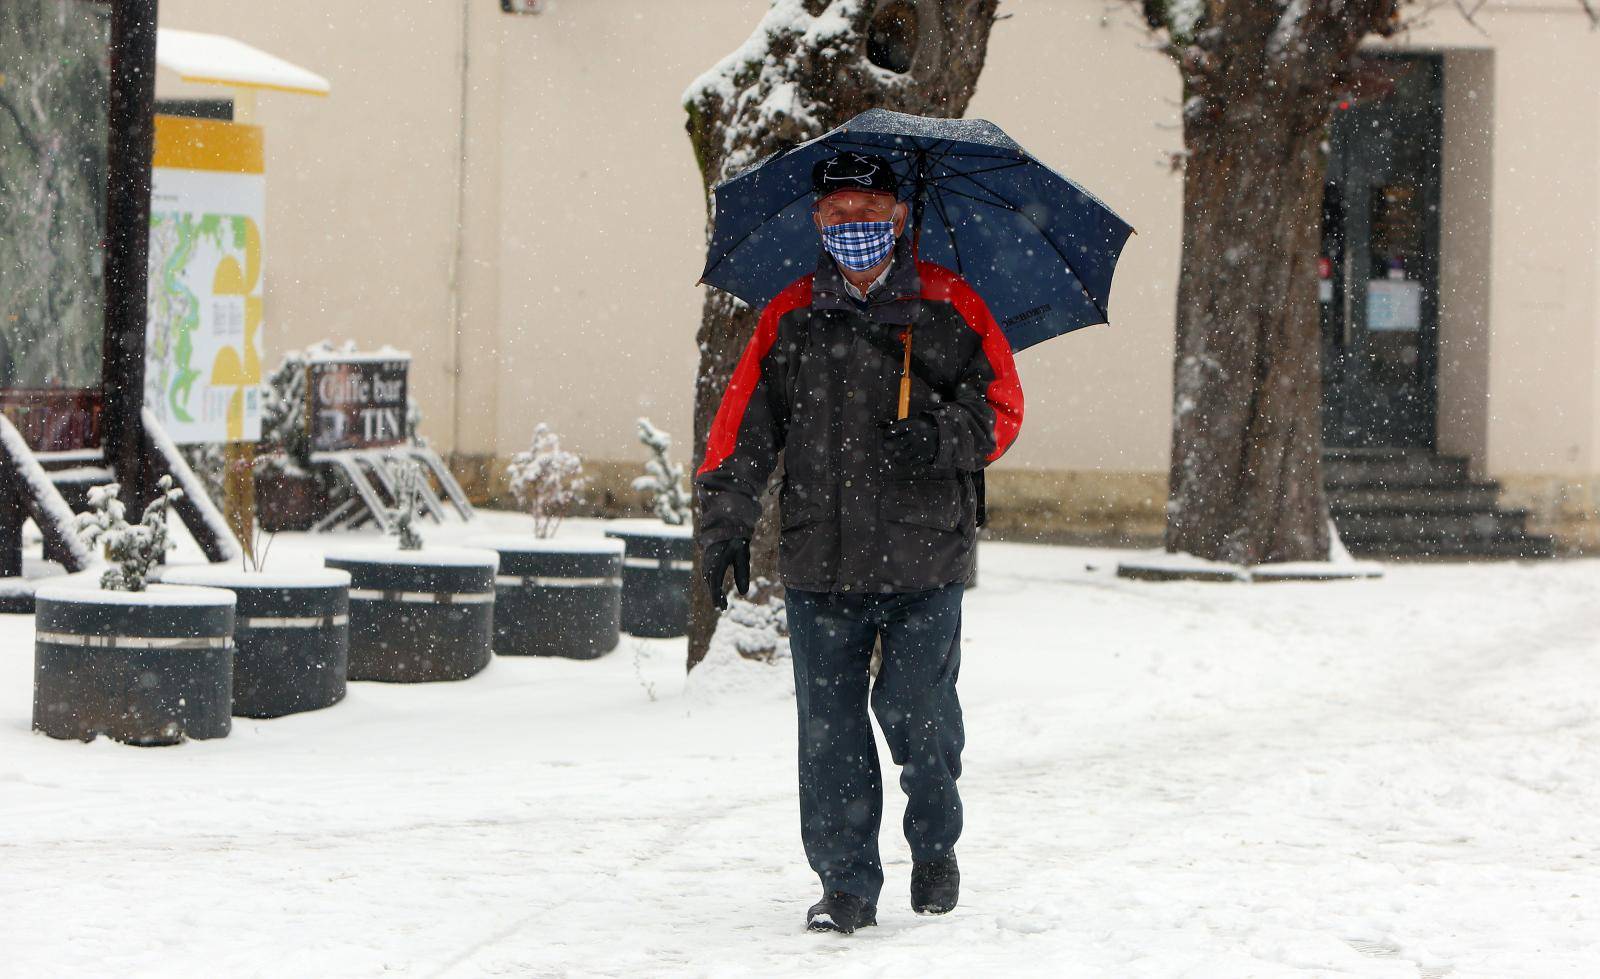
[155,0,468,460]
[489,0,753,481]
[153,0,1600,545]
[1433,48,1494,472]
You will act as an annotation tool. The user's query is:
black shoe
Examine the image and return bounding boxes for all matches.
[805,890,878,934]
[911,851,959,914]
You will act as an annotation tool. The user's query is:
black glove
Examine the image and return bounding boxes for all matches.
[702,536,751,610]
[880,414,939,468]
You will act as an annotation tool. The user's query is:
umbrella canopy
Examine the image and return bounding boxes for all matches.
[699,109,1136,352]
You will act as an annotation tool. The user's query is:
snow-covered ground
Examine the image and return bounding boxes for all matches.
[3,512,1598,977]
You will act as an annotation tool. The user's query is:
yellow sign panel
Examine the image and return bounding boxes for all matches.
[146,115,266,443]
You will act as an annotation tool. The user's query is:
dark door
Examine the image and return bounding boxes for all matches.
[1320,53,1444,448]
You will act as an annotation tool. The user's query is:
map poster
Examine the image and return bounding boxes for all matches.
[308,356,410,453]
[145,114,265,444]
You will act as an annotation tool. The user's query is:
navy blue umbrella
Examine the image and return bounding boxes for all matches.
[698,109,1136,352]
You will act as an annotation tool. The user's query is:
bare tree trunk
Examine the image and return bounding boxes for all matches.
[1139,0,1408,564]
[683,0,999,668]
[1166,98,1332,564]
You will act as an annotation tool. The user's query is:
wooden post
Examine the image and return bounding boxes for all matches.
[225,441,256,551]
[219,83,259,554]
[101,0,161,514]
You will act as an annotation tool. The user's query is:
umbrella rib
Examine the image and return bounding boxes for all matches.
[921,139,1020,164]
[929,159,1032,182]
[935,182,1020,212]
[822,135,943,158]
[928,186,965,276]
[707,126,1119,328]
[821,134,1024,164]
[705,140,995,287]
[953,170,1112,324]
[700,183,819,288]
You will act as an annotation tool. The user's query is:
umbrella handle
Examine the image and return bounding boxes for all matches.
[897,326,912,420]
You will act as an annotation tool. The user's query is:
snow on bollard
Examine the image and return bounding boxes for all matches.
[604,519,693,639]
[32,581,236,745]
[158,565,350,717]
[323,546,497,683]
[470,536,622,659]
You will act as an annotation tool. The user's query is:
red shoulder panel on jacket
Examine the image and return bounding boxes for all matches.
[696,275,814,477]
[916,262,1023,463]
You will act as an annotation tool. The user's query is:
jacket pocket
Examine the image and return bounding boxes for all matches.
[778,481,836,585]
[779,482,828,532]
[882,478,961,533]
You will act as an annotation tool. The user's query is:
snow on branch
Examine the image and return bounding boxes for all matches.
[1164,0,1207,41]
[683,0,902,181]
[683,0,859,108]
[1267,0,1310,61]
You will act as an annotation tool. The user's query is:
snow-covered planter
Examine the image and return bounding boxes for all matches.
[604,518,693,638]
[159,565,351,717]
[33,477,237,745]
[323,546,498,683]
[470,536,622,660]
[32,580,236,745]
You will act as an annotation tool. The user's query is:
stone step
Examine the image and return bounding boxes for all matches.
[1334,508,1531,541]
[1341,532,1557,559]
[1328,482,1504,514]
[1323,446,1417,462]
[1322,448,1555,559]
[1323,453,1471,488]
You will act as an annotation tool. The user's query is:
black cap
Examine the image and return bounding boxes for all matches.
[812,152,899,198]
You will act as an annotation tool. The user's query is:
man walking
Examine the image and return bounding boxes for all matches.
[695,151,1023,934]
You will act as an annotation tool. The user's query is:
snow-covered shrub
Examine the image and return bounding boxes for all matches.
[255,342,319,480]
[75,475,183,592]
[386,459,426,550]
[507,423,588,538]
[689,580,792,705]
[707,578,788,663]
[630,417,692,525]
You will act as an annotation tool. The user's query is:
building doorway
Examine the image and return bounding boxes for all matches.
[1319,52,1444,449]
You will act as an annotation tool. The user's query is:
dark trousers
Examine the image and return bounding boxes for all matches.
[785,581,965,905]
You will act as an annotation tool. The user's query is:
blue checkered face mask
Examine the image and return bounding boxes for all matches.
[819,220,897,272]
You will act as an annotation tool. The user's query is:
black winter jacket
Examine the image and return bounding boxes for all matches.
[695,235,1023,593]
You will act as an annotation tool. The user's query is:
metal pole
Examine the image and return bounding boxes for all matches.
[103,0,161,512]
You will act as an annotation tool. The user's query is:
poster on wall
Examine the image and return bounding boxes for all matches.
[1366,278,1422,332]
[144,114,265,444]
